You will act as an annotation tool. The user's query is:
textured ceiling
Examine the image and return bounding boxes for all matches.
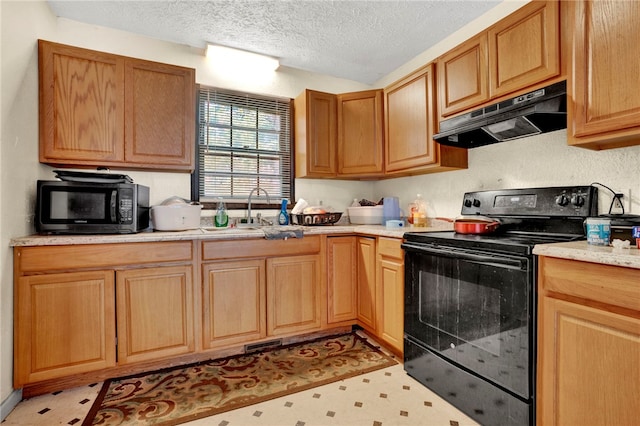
[47,0,501,85]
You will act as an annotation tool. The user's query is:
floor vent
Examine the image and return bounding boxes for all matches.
[244,338,283,353]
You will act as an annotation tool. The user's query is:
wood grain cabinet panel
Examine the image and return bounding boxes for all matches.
[568,0,640,149]
[537,256,640,425]
[437,33,489,117]
[376,238,404,355]
[385,64,467,175]
[202,260,266,349]
[267,255,322,336]
[38,40,195,171]
[124,58,194,168]
[39,40,124,163]
[356,237,377,332]
[488,0,559,98]
[337,90,384,177]
[14,271,116,387]
[437,1,559,119]
[327,236,357,324]
[116,265,194,364]
[294,89,337,177]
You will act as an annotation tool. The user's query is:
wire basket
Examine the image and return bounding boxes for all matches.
[289,212,343,226]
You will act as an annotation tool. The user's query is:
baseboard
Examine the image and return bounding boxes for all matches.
[0,388,22,421]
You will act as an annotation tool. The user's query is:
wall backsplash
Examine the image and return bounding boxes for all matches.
[374,129,640,219]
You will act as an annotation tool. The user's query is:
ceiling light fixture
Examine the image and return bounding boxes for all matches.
[205,44,279,73]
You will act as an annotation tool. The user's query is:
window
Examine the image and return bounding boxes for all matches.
[192,86,293,207]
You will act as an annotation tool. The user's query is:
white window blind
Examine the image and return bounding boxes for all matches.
[196,86,292,203]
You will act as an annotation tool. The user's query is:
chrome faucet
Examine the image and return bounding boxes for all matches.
[247,187,271,225]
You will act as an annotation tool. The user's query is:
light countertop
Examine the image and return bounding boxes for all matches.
[533,240,640,270]
[10,221,453,247]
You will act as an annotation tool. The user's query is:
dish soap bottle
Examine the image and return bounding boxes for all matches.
[214,198,228,227]
[278,199,289,225]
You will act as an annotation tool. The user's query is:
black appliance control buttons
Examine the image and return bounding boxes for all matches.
[571,194,585,207]
[473,199,481,207]
[555,195,569,206]
[464,199,473,208]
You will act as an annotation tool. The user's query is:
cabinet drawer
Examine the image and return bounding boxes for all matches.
[539,257,640,312]
[202,235,321,261]
[377,237,403,259]
[16,241,193,273]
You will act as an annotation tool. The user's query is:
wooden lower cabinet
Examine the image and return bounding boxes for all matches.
[376,238,404,354]
[356,237,377,331]
[267,254,322,336]
[116,265,194,364]
[326,236,357,324]
[537,256,640,425]
[202,260,266,348]
[14,270,116,386]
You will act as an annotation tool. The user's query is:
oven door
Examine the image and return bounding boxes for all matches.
[403,242,533,399]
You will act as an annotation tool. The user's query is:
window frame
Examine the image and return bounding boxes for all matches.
[191,85,295,210]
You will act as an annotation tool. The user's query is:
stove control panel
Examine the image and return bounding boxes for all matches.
[461,186,598,218]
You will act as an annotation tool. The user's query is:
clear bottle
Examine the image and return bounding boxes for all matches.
[214,198,228,227]
[351,198,361,207]
[412,194,429,227]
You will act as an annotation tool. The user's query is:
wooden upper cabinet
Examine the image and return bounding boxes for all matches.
[38,40,195,171]
[385,64,467,174]
[568,0,640,149]
[437,1,560,119]
[124,58,195,169]
[337,90,384,177]
[39,40,125,163]
[488,0,559,98]
[294,89,337,177]
[437,33,489,118]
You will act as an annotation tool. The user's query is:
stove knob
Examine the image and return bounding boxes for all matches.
[473,199,481,207]
[555,195,569,206]
[464,199,472,208]
[571,194,585,207]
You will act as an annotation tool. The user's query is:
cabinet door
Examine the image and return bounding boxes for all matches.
[569,0,640,149]
[38,40,125,164]
[267,255,322,336]
[124,58,195,170]
[356,237,377,331]
[376,238,404,354]
[14,271,116,386]
[327,236,357,324]
[488,0,559,98]
[384,64,437,172]
[202,260,266,348]
[294,89,337,177]
[437,33,489,117]
[337,90,384,177]
[538,297,640,425]
[116,265,194,364]
[377,258,404,354]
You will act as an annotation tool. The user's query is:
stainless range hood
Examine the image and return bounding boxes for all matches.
[434,81,566,148]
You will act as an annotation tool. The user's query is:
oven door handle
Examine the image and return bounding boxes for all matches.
[401,243,527,270]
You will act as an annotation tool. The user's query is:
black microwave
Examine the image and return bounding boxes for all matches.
[36,180,150,234]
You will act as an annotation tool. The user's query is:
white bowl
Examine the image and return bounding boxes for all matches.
[151,204,202,231]
[347,205,384,225]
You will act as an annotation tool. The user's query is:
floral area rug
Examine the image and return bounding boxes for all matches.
[82,332,397,425]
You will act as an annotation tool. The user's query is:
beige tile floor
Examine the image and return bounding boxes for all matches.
[3,333,479,426]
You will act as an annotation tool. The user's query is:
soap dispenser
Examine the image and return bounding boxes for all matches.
[278,199,289,225]
[214,198,228,227]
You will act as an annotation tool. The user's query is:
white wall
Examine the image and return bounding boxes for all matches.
[3,0,640,414]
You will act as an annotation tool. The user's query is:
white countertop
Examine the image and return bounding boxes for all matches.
[533,240,640,270]
[10,221,453,247]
